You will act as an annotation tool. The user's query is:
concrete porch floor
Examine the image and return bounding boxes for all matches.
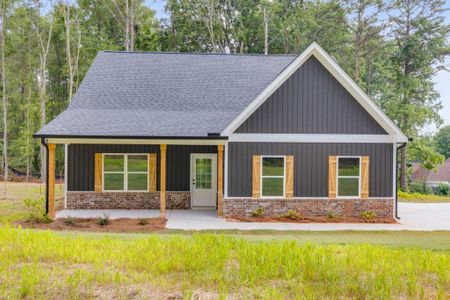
[55,203,450,231]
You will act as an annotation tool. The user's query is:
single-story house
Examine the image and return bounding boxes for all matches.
[411,157,450,188]
[35,42,408,220]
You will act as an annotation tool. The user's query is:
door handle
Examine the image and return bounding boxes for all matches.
[192,179,196,185]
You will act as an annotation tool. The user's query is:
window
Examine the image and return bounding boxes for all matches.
[103,154,148,191]
[196,158,212,189]
[337,157,360,197]
[261,156,285,197]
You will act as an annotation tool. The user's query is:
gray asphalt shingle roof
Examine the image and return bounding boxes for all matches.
[36,51,296,138]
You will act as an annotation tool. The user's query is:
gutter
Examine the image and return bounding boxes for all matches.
[40,138,49,215]
[395,141,408,219]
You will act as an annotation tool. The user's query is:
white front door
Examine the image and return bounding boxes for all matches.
[190,154,217,208]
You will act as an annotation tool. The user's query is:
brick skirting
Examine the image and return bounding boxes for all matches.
[223,197,394,219]
[66,191,191,209]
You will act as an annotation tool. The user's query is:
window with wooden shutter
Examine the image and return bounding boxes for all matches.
[360,156,369,198]
[149,153,157,192]
[328,156,337,198]
[252,155,261,198]
[285,156,294,198]
[94,153,102,192]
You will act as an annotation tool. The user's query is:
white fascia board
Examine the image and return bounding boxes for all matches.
[47,138,226,145]
[221,42,408,143]
[228,134,395,143]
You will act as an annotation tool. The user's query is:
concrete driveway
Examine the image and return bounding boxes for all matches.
[57,203,450,231]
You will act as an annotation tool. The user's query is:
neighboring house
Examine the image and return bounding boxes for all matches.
[411,157,450,188]
[35,42,408,220]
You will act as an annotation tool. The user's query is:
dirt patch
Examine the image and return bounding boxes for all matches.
[17,217,167,232]
[227,215,396,224]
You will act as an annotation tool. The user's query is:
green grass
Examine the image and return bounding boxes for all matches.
[0,226,448,298]
[399,191,450,203]
[0,182,64,223]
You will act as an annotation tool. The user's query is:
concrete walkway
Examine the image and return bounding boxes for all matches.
[56,203,450,231]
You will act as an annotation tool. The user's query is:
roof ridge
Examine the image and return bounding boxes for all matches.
[100,50,298,57]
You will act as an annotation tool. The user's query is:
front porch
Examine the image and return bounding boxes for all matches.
[45,141,226,219]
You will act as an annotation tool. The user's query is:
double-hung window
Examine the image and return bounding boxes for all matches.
[336,157,360,197]
[103,154,148,191]
[261,156,285,197]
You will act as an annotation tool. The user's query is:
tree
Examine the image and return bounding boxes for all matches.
[388,0,449,190]
[434,125,450,159]
[0,0,9,182]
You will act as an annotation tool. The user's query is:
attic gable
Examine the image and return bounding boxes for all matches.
[235,56,387,134]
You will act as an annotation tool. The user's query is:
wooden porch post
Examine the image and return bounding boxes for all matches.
[160,144,167,218]
[217,145,224,216]
[48,143,56,218]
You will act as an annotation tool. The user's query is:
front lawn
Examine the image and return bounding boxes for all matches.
[0,182,63,223]
[0,226,448,299]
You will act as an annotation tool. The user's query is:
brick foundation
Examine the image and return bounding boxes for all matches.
[66,191,191,209]
[223,197,394,219]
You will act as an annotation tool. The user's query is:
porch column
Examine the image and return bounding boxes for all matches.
[48,143,56,218]
[217,145,224,216]
[160,144,167,218]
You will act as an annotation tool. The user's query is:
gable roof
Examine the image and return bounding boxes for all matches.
[35,42,408,142]
[35,51,295,138]
[222,42,408,142]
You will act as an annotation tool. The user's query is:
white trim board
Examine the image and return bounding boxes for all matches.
[47,138,226,145]
[229,134,395,143]
[220,42,408,143]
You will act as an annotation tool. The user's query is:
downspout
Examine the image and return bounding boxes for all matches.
[40,138,49,215]
[395,142,407,219]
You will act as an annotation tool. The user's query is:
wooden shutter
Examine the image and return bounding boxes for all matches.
[285,156,294,198]
[149,153,157,192]
[94,153,102,192]
[328,156,337,198]
[361,156,369,198]
[252,155,261,198]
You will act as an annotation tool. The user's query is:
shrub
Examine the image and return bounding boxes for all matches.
[434,183,449,196]
[23,197,52,224]
[137,218,149,225]
[251,207,265,217]
[327,210,336,219]
[409,182,432,195]
[281,210,302,220]
[360,210,377,220]
[64,215,76,226]
[96,214,110,226]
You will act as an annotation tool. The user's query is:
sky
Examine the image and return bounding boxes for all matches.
[146,0,450,130]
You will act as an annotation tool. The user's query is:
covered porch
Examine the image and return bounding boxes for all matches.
[44,139,226,219]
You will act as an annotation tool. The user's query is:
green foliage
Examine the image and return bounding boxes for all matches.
[251,206,265,217]
[408,138,445,170]
[96,214,110,226]
[435,183,449,196]
[434,125,450,159]
[23,197,51,223]
[281,209,302,220]
[327,209,336,219]
[360,210,377,220]
[63,215,76,226]
[408,182,432,195]
[137,218,148,226]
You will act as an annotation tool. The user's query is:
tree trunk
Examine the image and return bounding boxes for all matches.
[264,7,268,55]
[1,5,7,183]
[129,0,134,51]
[64,4,74,102]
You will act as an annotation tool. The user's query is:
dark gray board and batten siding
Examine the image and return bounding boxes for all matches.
[227,143,393,198]
[235,56,387,134]
[68,144,217,191]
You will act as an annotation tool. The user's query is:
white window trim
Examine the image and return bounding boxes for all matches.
[102,153,149,192]
[260,155,286,198]
[336,156,361,199]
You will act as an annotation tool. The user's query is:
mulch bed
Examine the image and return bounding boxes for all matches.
[16,218,167,232]
[227,216,397,224]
